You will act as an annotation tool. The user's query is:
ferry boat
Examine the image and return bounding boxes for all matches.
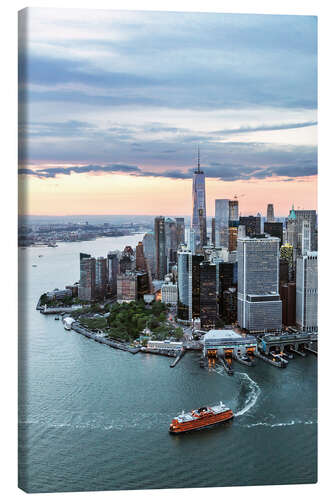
[169,401,233,434]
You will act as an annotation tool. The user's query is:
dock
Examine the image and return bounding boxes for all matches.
[254,350,285,368]
[217,354,234,376]
[289,347,307,357]
[170,349,185,368]
[304,346,317,356]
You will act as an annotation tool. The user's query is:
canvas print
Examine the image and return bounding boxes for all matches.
[18,8,317,493]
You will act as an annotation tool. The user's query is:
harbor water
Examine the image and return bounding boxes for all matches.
[18,235,317,492]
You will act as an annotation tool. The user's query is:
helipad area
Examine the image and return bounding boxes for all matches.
[202,329,257,356]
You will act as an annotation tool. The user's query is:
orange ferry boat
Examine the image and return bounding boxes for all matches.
[169,401,233,434]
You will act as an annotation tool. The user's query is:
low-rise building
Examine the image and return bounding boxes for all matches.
[147,340,183,350]
[202,329,257,357]
[161,282,177,305]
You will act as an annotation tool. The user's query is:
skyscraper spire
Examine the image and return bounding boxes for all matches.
[197,145,200,173]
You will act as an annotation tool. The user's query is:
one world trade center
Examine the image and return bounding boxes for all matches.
[192,147,207,251]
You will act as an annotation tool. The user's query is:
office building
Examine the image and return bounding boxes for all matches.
[192,148,207,250]
[267,203,274,222]
[119,246,134,273]
[78,256,96,301]
[222,287,238,324]
[239,216,261,237]
[165,217,178,270]
[107,251,118,297]
[228,227,238,252]
[211,218,216,246]
[136,271,150,300]
[175,218,185,247]
[154,216,167,280]
[177,247,192,321]
[264,222,283,247]
[280,243,295,282]
[199,261,217,330]
[237,234,282,333]
[215,199,229,248]
[143,231,156,277]
[301,220,311,255]
[192,254,204,318]
[280,282,296,327]
[296,251,318,332]
[136,241,146,271]
[161,282,178,305]
[229,197,239,222]
[95,257,107,299]
[117,272,137,303]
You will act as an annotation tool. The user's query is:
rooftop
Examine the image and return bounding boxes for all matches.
[204,329,242,340]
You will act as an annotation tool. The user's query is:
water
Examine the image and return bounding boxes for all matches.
[18,236,317,492]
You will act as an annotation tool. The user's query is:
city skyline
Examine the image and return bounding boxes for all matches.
[18,8,317,217]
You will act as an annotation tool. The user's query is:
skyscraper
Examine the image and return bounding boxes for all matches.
[264,221,283,247]
[237,234,282,333]
[192,147,207,251]
[95,257,107,299]
[229,197,239,222]
[239,215,261,237]
[175,217,185,247]
[289,207,317,254]
[177,247,192,321]
[165,217,178,270]
[143,231,156,277]
[211,218,216,246]
[296,251,318,332]
[215,199,229,248]
[267,203,274,222]
[154,216,167,280]
[135,241,146,271]
[301,220,311,255]
[107,251,118,297]
[199,261,217,330]
[78,256,96,301]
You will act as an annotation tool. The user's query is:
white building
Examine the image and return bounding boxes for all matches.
[301,220,311,255]
[296,251,318,332]
[237,234,282,333]
[202,329,257,356]
[147,340,183,350]
[161,282,177,305]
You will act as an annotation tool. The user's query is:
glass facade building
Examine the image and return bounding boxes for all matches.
[237,235,282,332]
[177,248,192,321]
[192,155,207,250]
[296,251,318,332]
[215,199,229,248]
[154,216,167,280]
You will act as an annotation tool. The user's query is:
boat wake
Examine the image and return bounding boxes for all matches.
[212,367,261,417]
[234,373,261,417]
[239,419,316,428]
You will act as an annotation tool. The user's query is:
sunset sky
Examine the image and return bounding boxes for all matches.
[18,8,317,217]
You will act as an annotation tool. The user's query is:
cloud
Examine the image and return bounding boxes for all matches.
[212,121,317,136]
[18,157,317,182]
[19,164,140,179]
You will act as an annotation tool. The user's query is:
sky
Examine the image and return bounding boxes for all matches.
[18,8,317,217]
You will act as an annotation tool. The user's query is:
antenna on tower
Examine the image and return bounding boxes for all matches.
[197,145,200,173]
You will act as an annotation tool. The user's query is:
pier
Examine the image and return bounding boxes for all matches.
[217,354,234,376]
[170,349,185,368]
[289,346,306,357]
[254,350,285,368]
[71,322,141,354]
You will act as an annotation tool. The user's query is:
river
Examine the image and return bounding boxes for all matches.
[18,235,317,492]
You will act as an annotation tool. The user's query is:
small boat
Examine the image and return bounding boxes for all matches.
[55,316,60,320]
[32,264,37,267]
[169,401,233,434]
[38,255,43,257]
